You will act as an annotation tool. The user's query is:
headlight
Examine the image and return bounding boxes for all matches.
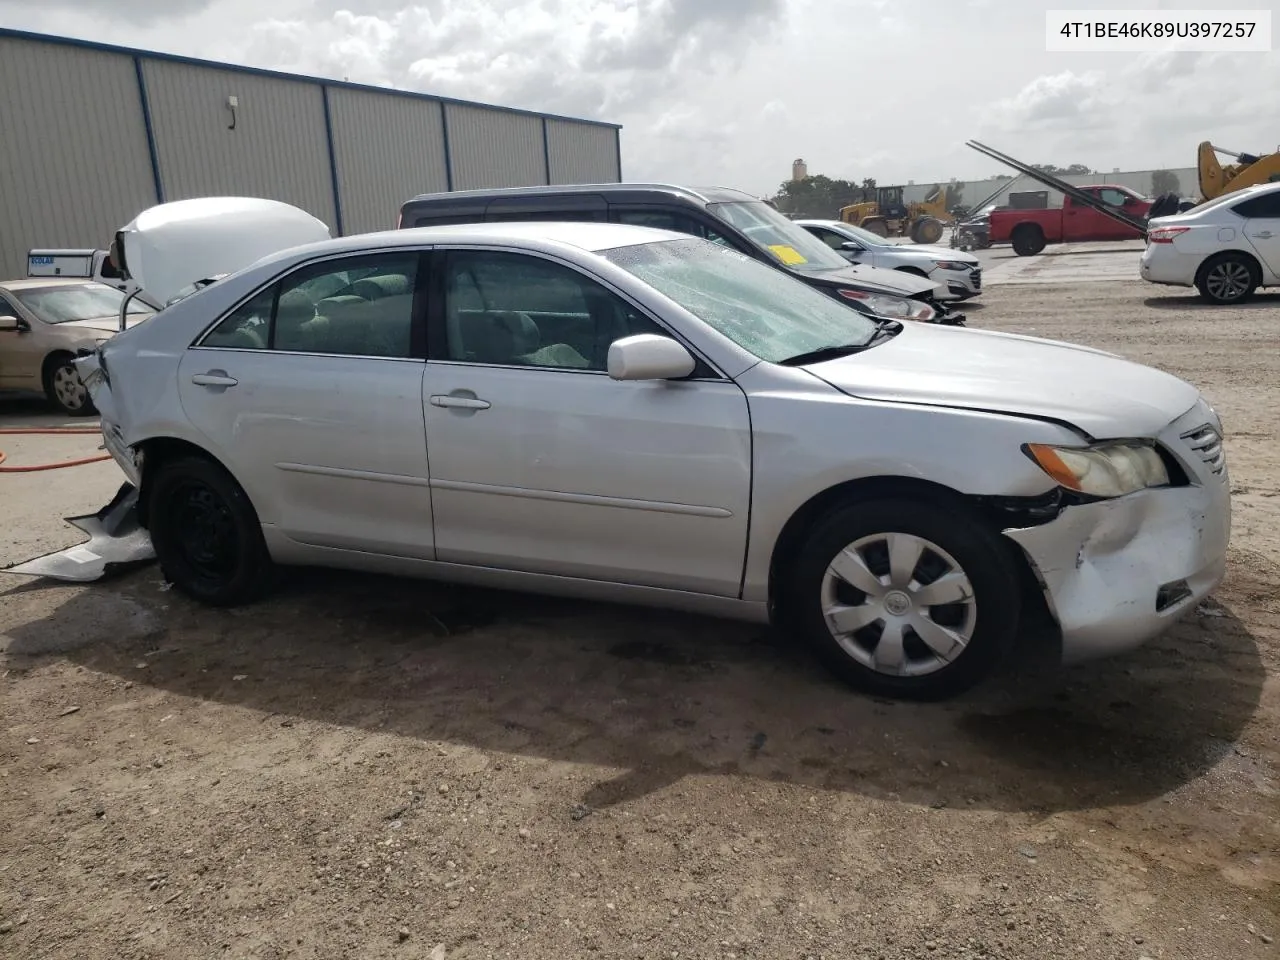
[1025,440,1170,498]
[932,260,970,271]
[838,289,936,321]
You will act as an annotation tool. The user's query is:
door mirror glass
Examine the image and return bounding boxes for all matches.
[840,241,865,253]
[607,334,696,381]
[0,314,20,331]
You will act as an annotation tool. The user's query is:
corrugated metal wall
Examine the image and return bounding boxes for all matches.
[141,59,338,229]
[547,119,620,184]
[0,38,157,279]
[444,103,547,191]
[0,30,622,283]
[327,89,450,235]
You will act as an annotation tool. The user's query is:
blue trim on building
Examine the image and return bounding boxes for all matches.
[0,27,622,131]
[440,103,454,192]
[132,56,165,204]
[319,85,345,236]
[541,117,553,185]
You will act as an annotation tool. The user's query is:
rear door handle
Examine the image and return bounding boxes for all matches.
[429,394,490,410]
[191,372,239,387]
[1251,231,1274,239]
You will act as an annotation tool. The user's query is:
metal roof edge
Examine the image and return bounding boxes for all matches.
[0,26,623,131]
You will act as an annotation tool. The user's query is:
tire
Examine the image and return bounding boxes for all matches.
[862,219,889,238]
[43,353,97,417]
[787,497,1021,701]
[148,455,276,606]
[911,217,945,245]
[1195,252,1259,305]
[1010,224,1046,257]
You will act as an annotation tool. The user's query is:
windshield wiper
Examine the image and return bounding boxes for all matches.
[778,321,903,367]
[778,344,869,366]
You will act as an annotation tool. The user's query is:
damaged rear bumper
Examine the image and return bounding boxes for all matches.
[1004,480,1231,663]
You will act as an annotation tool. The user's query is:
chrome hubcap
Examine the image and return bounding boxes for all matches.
[820,532,977,678]
[1207,262,1251,300]
[52,364,87,410]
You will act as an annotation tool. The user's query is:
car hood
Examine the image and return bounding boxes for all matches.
[896,244,979,264]
[801,322,1200,437]
[52,315,151,336]
[804,262,940,297]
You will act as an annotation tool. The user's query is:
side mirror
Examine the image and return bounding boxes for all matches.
[0,314,21,332]
[841,241,865,252]
[607,334,696,381]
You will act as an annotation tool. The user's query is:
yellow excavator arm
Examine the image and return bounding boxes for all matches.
[1198,141,1280,200]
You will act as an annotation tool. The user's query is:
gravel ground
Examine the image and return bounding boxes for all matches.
[2,275,1278,960]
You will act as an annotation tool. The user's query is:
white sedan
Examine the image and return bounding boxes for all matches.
[1141,181,1280,304]
[81,219,1229,701]
[794,219,982,300]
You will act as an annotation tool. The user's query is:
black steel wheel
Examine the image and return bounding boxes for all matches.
[148,455,275,606]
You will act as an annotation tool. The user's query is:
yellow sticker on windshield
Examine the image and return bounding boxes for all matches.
[768,244,808,265]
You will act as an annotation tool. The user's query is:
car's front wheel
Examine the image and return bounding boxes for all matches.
[43,353,97,417]
[148,455,276,606]
[1196,252,1259,305]
[788,497,1021,700]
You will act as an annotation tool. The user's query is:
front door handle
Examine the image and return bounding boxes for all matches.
[429,394,490,410]
[191,372,239,387]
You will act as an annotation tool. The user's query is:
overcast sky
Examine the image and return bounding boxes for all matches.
[2,0,1277,196]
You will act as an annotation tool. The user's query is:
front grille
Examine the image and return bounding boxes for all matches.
[1181,423,1226,478]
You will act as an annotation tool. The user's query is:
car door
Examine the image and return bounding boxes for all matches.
[0,292,44,389]
[1233,190,1280,278]
[176,249,436,559]
[421,246,753,598]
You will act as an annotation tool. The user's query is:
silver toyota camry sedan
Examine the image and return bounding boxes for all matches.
[79,220,1230,700]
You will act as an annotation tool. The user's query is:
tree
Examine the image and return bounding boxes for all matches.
[772,175,864,218]
[1031,163,1093,176]
[1151,169,1182,196]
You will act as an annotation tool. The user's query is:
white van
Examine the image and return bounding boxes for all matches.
[27,248,163,310]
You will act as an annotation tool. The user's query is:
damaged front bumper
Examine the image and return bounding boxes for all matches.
[1005,478,1231,663]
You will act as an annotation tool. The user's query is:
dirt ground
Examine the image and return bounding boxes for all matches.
[2,273,1278,960]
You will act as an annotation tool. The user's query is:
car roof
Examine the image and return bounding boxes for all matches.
[793,219,845,227]
[401,181,761,207]
[244,220,691,268]
[0,277,104,292]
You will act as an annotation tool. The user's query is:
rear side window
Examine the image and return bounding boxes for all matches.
[200,252,419,358]
[1232,192,1280,219]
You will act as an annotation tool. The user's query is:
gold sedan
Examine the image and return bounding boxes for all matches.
[0,278,154,415]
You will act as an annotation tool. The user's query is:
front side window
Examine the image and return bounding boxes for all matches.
[1098,188,1130,207]
[439,250,664,371]
[603,237,879,363]
[201,253,419,358]
[614,209,734,247]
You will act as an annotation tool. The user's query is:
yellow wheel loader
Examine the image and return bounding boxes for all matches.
[839,184,950,244]
[1197,141,1280,201]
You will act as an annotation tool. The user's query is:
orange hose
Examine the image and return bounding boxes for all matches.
[0,427,113,473]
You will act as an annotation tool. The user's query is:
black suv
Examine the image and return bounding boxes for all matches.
[397,183,964,325]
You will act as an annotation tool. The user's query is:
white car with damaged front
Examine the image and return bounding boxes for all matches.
[80,219,1230,701]
[795,219,982,300]
[1141,181,1280,304]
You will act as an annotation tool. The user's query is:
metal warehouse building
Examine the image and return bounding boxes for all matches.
[0,28,623,279]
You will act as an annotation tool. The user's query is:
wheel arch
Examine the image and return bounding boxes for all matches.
[134,435,235,527]
[765,474,1056,619]
[1194,248,1263,287]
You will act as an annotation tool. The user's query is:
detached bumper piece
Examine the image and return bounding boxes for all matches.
[2,482,155,583]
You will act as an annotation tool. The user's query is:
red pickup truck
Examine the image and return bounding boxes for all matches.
[989,184,1153,256]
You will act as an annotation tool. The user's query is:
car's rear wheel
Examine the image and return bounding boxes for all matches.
[43,353,96,417]
[148,455,275,606]
[1011,224,1046,257]
[1196,252,1259,305]
[788,497,1021,700]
